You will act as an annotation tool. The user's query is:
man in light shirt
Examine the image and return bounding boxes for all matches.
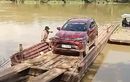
[41,26,52,42]
[41,26,53,50]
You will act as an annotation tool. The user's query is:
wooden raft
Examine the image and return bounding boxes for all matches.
[109,26,130,44]
[0,23,119,82]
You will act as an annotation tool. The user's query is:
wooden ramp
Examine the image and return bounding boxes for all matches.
[109,26,130,44]
[30,68,66,82]
[11,42,50,66]
[0,63,31,82]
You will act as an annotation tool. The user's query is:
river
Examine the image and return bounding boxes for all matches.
[0,2,130,81]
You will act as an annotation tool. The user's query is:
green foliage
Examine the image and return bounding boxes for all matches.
[9,0,130,3]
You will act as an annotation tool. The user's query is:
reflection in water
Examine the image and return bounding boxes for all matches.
[0,3,130,72]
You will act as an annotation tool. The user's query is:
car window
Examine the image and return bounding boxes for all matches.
[62,22,88,31]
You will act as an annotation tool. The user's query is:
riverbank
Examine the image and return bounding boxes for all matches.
[0,0,129,5]
[0,0,84,4]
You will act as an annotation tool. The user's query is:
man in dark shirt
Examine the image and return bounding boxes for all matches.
[122,18,128,27]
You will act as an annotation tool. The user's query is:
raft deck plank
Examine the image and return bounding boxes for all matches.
[109,27,130,44]
[30,68,66,82]
[0,63,31,81]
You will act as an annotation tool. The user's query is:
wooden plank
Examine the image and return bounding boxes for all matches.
[49,56,80,69]
[11,42,49,65]
[23,46,49,58]
[30,68,66,82]
[0,63,31,81]
[23,43,47,55]
[23,52,60,69]
[40,55,64,69]
[109,27,130,44]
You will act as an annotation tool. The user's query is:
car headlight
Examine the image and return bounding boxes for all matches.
[74,38,83,41]
[51,35,60,41]
[54,35,60,39]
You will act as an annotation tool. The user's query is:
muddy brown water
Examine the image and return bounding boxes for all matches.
[0,3,130,81]
[81,44,130,82]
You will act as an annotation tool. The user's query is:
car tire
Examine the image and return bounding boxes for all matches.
[83,45,89,56]
[93,35,98,46]
[52,49,58,54]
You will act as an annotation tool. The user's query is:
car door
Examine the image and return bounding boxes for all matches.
[88,21,96,42]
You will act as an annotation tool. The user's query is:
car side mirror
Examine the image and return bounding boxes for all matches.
[57,27,61,30]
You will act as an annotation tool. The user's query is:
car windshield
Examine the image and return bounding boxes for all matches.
[62,22,88,31]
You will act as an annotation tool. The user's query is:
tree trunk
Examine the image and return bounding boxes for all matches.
[83,0,90,3]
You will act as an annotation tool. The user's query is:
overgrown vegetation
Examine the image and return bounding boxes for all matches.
[8,0,130,3]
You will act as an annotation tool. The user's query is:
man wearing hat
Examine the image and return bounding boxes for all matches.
[41,26,52,42]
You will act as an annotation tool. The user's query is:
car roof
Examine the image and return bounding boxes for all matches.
[68,18,94,23]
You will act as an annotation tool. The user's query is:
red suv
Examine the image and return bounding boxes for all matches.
[51,18,98,54]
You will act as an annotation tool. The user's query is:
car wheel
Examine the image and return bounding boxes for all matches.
[93,35,98,46]
[52,49,58,54]
[83,45,89,56]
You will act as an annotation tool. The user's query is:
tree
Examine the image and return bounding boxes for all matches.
[116,0,129,3]
[83,0,91,3]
